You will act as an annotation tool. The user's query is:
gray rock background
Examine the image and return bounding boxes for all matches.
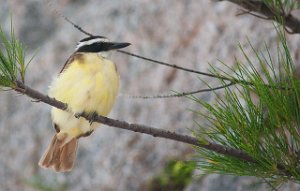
[0,0,300,190]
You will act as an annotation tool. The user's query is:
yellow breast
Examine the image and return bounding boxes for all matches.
[49,53,119,138]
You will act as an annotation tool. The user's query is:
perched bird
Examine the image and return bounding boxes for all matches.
[39,36,130,172]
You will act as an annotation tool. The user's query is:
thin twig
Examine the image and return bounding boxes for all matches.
[117,50,231,81]
[122,82,235,99]
[46,0,93,37]
[262,178,279,191]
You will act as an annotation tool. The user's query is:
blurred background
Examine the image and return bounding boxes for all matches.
[1,0,300,190]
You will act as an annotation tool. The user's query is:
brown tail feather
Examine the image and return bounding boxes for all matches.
[39,134,78,172]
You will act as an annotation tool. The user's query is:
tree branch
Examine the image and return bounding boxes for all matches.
[222,0,300,34]
[14,80,295,177]
[14,80,255,163]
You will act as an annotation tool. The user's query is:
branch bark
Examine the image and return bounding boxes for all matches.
[14,80,256,163]
[222,0,300,33]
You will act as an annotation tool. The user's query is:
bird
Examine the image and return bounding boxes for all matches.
[38,36,130,172]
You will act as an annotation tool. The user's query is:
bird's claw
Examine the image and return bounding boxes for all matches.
[88,112,98,125]
[74,111,98,125]
[74,112,83,119]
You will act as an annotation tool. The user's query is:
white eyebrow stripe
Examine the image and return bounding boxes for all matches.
[76,38,109,50]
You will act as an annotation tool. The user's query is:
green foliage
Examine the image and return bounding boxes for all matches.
[193,28,300,187]
[25,175,68,191]
[0,18,30,89]
[262,0,300,12]
[147,160,196,191]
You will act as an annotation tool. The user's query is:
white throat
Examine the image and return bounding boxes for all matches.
[98,51,112,58]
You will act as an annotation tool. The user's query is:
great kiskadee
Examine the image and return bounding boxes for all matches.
[39,36,130,172]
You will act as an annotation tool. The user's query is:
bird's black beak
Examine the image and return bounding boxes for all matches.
[108,42,131,50]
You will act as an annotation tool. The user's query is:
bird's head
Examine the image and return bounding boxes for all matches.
[75,36,130,57]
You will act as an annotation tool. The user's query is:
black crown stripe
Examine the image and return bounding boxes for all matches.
[79,36,107,42]
[76,42,113,53]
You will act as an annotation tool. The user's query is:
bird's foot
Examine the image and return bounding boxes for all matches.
[74,111,98,125]
[74,112,83,119]
[87,111,99,125]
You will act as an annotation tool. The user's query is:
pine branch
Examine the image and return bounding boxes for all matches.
[13,80,255,163]
[221,0,300,33]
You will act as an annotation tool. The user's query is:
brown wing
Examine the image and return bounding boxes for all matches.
[59,53,84,74]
